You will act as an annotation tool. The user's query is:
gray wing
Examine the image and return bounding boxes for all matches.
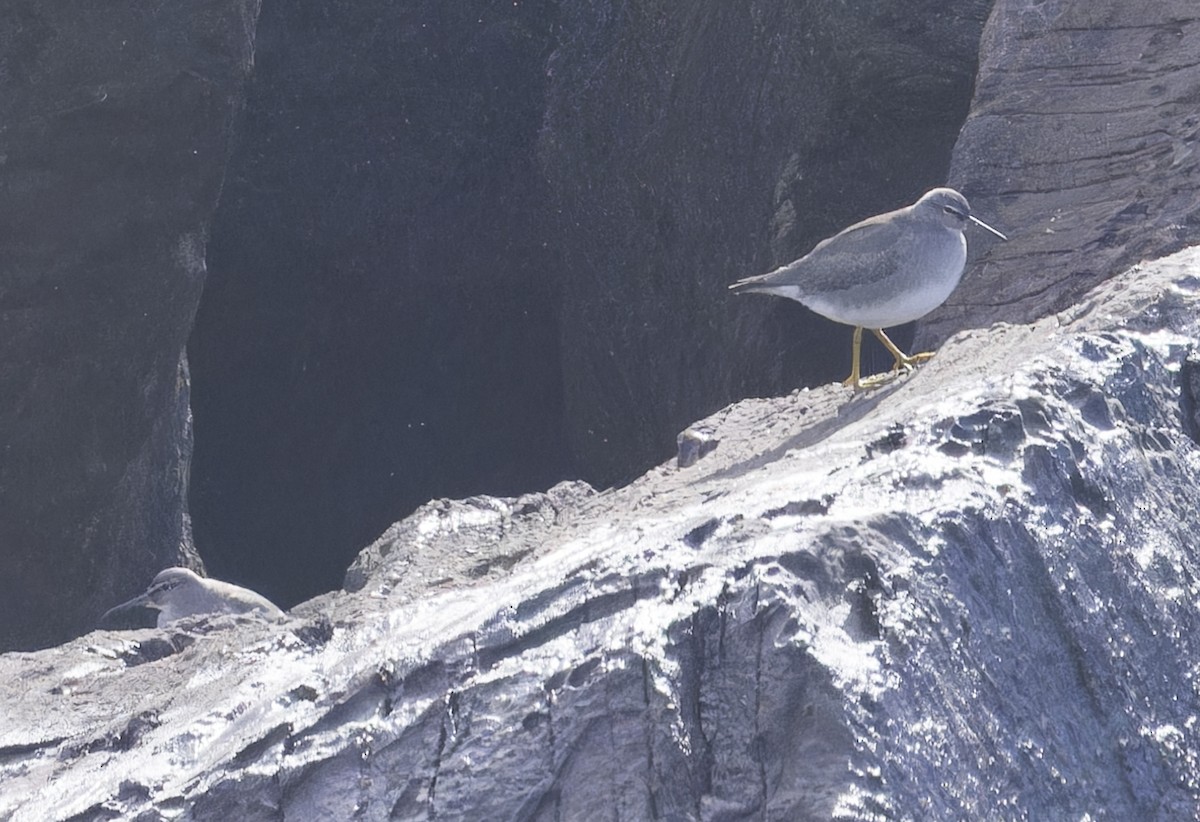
[208,578,285,615]
[730,208,910,295]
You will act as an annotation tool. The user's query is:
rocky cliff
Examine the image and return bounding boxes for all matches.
[184,0,1200,617]
[5,0,1199,654]
[185,0,999,608]
[4,247,1200,819]
[0,2,260,651]
[4,1,1200,817]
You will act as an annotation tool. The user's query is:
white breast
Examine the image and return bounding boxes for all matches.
[803,233,967,329]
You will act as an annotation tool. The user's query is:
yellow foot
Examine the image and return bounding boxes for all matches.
[841,370,899,391]
[860,371,901,388]
[890,350,936,373]
[870,328,935,374]
[842,355,934,391]
[841,328,935,390]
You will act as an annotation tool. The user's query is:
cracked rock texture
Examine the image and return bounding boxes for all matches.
[4,247,1200,819]
[0,2,261,651]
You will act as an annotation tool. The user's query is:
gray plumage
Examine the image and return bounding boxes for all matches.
[730,187,1006,388]
[101,567,283,628]
[730,187,1006,329]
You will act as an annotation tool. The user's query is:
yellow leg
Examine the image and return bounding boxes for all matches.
[871,328,935,373]
[841,326,864,389]
[842,327,937,391]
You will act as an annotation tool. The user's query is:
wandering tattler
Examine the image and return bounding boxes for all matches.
[101,567,283,628]
[730,187,1007,389]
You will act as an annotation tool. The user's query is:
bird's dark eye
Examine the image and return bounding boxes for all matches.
[943,206,959,216]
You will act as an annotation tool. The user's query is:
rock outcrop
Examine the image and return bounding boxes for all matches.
[4,246,1199,819]
[8,1,1200,654]
[0,2,261,651]
[921,0,1200,345]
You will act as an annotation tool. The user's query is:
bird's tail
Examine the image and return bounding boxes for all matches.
[728,273,791,298]
[727,274,768,294]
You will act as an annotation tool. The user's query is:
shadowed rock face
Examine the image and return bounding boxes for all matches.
[4,248,1200,820]
[188,0,569,609]
[0,2,261,651]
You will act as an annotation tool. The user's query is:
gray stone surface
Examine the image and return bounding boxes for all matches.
[4,246,1200,819]
[0,2,261,651]
[343,481,597,597]
[920,0,1200,346]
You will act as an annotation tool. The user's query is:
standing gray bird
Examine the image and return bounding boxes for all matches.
[101,567,283,628]
[729,187,1007,389]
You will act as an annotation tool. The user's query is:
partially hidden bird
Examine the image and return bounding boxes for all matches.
[100,567,283,628]
[729,187,1007,389]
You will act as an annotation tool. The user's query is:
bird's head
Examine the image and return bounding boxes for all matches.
[917,187,1007,240]
[97,566,206,629]
[137,567,203,610]
[916,187,972,230]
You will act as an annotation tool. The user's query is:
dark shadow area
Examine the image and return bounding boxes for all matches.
[188,0,568,607]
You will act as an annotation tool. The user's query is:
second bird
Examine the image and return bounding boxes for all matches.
[730,187,1007,389]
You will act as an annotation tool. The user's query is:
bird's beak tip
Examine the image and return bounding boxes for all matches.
[969,214,1008,241]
